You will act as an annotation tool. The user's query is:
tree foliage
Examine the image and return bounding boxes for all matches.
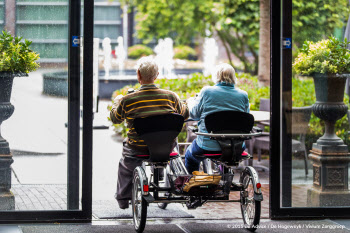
[122,0,259,74]
[292,0,349,46]
[121,0,349,75]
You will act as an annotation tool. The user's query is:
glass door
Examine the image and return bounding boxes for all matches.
[270,0,350,217]
[0,0,93,220]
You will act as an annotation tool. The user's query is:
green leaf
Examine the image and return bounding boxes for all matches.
[0,30,40,73]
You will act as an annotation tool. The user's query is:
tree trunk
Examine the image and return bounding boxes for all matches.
[258,0,270,87]
[4,0,16,36]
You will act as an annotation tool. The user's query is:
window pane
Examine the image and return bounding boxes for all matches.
[0,0,81,211]
[281,0,350,208]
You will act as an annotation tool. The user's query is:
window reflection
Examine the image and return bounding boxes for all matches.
[287,0,350,208]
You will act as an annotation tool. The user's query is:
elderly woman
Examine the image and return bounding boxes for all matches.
[185,63,250,174]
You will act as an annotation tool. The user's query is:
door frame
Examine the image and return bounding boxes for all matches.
[0,0,93,222]
[270,0,350,219]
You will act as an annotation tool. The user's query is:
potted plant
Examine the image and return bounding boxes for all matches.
[0,30,39,154]
[293,36,350,146]
[0,30,39,209]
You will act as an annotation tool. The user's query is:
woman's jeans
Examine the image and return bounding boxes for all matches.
[185,139,246,174]
[185,139,220,174]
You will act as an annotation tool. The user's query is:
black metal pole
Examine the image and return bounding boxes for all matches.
[82,0,94,217]
[68,0,81,210]
[128,8,134,47]
[281,0,293,208]
[270,0,282,218]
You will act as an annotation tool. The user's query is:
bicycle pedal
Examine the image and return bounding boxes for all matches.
[231,182,243,191]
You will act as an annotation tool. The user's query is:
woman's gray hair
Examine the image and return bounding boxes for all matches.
[137,57,159,82]
[214,63,237,84]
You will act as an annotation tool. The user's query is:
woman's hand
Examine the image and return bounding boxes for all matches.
[186,97,196,110]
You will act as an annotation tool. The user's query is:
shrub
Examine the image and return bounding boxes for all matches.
[0,30,40,73]
[293,36,350,75]
[109,72,269,139]
[174,45,197,60]
[108,73,350,150]
[128,44,153,59]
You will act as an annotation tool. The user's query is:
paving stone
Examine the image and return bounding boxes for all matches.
[10,181,312,218]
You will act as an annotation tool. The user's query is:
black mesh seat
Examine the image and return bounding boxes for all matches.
[198,111,254,165]
[133,114,184,162]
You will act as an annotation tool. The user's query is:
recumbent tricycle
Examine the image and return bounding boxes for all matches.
[131,111,263,233]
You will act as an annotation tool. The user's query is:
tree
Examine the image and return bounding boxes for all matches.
[121,0,349,83]
[213,0,260,74]
[292,0,349,46]
[259,0,349,86]
[258,0,270,86]
[122,0,260,74]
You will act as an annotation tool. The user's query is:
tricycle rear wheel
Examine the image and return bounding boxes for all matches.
[240,170,261,231]
[132,169,148,233]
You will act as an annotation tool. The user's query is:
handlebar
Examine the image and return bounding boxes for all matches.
[194,131,262,138]
[184,119,198,122]
[187,124,263,137]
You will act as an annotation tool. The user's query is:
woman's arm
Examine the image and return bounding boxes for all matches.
[189,87,207,120]
[245,95,250,113]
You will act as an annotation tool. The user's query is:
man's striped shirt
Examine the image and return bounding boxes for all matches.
[110,84,189,147]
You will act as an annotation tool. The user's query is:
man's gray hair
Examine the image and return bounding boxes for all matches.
[137,57,159,82]
[214,63,237,84]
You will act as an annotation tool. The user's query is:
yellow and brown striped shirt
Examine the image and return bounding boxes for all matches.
[110,84,189,147]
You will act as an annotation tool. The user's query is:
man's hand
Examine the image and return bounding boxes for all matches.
[113,94,124,107]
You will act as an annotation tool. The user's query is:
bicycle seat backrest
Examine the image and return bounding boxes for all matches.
[205,111,254,164]
[133,114,184,162]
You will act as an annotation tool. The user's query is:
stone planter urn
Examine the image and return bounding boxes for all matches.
[307,73,350,207]
[0,71,27,210]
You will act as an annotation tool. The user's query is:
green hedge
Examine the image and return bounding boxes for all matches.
[108,73,350,150]
[174,45,197,60]
[128,44,154,59]
[109,73,269,140]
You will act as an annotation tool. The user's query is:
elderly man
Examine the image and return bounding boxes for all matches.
[110,57,189,209]
[185,63,250,174]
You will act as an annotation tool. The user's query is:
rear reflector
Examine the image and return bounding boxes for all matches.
[143,185,149,192]
[256,183,261,189]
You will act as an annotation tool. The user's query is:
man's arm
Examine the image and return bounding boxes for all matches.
[110,95,125,124]
[174,93,189,120]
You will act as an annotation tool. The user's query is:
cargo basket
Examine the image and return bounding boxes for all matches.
[168,173,234,196]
